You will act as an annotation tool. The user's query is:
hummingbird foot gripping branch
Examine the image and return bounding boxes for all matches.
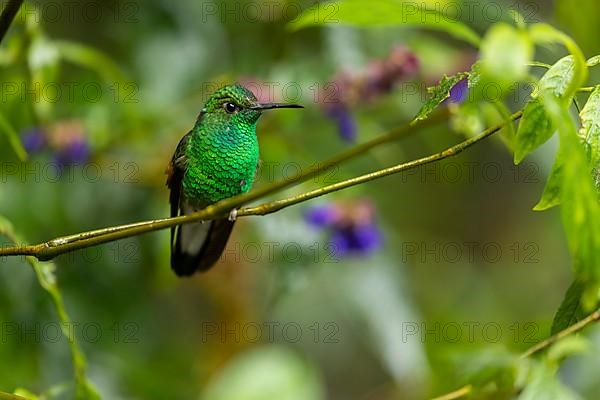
[228,208,238,222]
[166,84,303,277]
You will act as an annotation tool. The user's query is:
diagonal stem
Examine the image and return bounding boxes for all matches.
[240,110,521,217]
[0,110,520,261]
[9,110,447,253]
[520,309,600,359]
[431,308,600,400]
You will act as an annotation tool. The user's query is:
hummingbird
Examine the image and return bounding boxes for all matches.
[166,84,303,276]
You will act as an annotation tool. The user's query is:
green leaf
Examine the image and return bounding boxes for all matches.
[551,280,585,335]
[579,85,600,167]
[515,56,582,165]
[540,92,600,294]
[467,61,482,88]
[534,148,563,211]
[514,99,555,164]
[534,56,575,97]
[480,23,533,93]
[529,24,588,100]
[288,0,481,47]
[0,111,27,161]
[412,72,468,122]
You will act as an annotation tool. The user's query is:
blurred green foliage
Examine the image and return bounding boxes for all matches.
[1,0,600,399]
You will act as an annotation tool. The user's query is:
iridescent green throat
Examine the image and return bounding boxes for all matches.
[181,112,259,206]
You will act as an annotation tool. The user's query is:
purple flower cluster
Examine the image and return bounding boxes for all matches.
[21,128,47,153]
[321,46,420,141]
[305,200,383,258]
[21,121,90,169]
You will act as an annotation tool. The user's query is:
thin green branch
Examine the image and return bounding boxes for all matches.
[520,309,600,358]
[240,110,522,216]
[6,110,446,257]
[0,0,23,43]
[0,110,519,261]
[0,111,447,260]
[431,309,600,400]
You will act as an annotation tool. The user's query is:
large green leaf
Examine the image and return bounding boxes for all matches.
[541,92,600,301]
[535,56,575,97]
[514,56,578,165]
[579,85,600,167]
[529,24,588,100]
[412,72,468,123]
[533,147,563,211]
[514,99,555,164]
[288,0,481,47]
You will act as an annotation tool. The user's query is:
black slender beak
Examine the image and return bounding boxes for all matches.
[250,103,304,110]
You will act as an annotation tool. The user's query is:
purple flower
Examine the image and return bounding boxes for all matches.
[362,47,420,100]
[64,139,90,164]
[325,105,357,142]
[48,121,91,168]
[352,223,383,253]
[330,224,383,257]
[305,200,383,258]
[330,229,351,257]
[54,139,90,169]
[319,46,420,142]
[21,128,47,154]
[448,78,468,104]
[305,204,339,228]
[19,121,91,171]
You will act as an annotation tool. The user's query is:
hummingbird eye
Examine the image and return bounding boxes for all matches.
[223,102,239,114]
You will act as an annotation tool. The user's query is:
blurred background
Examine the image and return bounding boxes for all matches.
[1,0,599,399]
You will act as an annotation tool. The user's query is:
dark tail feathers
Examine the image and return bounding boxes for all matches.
[171,219,235,276]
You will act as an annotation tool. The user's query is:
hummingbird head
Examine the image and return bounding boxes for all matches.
[200,84,303,127]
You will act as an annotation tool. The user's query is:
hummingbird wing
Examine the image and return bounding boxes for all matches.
[166,132,235,276]
[166,132,190,246]
[167,132,203,276]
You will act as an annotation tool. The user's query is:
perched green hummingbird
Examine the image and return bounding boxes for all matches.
[166,84,303,276]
